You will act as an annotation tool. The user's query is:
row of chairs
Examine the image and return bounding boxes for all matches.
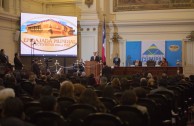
[29,104,149,126]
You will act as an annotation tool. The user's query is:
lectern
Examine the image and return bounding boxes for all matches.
[84,61,101,77]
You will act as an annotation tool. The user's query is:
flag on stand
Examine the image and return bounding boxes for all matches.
[102,16,106,63]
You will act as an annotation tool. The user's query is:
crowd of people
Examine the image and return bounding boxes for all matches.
[1,49,194,126]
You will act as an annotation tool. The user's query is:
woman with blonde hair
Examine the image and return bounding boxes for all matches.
[60,80,75,99]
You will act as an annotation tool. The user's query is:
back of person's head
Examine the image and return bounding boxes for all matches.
[120,90,137,105]
[120,77,130,91]
[111,78,121,88]
[14,53,18,57]
[158,78,168,87]
[102,85,114,98]
[60,80,74,98]
[140,78,147,86]
[100,76,107,85]
[79,88,98,106]
[147,73,153,79]
[133,87,147,98]
[0,88,15,103]
[3,74,16,88]
[161,73,168,79]
[2,97,24,119]
[147,78,155,86]
[39,95,57,111]
[33,85,43,99]
[41,85,53,96]
[73,83,86,99]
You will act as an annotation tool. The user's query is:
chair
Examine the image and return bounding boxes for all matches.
[98,97,118,112]
[94,89,103,97]
[31,111,67,126]
[146,60,156,67]
[111,105,149,126]
[66,103,98,126]
[24,101,42,121]
[84,113,124,126]
[113,92,123,102]
[57,97,76,118]
[19,95,34,104]
[137,98,159,126]
[147,94,171,121]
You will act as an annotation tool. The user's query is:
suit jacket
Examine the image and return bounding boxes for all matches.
[0,53,8,64]
[90,56,100,62]
[14,57,23,70]
[32,62,41,77]
[113,57,120,66]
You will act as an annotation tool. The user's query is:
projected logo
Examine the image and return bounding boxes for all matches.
[141,44,164,63]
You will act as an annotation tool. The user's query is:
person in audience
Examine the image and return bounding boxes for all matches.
[73,83,86,101]
[32,59,41,78]
[39,95,57,111]
[133,87,147,99]
[120,77,131,91]
[140,77,147,87]
[79,88,107,112]
[111,77,121,92]
[160,57,168,67]
[102,85,115,99]
[0,88,15,104]
[32,85,43,100]
[40,85,53,97]
[14,53,23,71]
[0,49,9,64]
[149,78,174,95]
[60,80,75,99]
[3,73,17,89]
[113,53,121,67]
[1,97,24,119]
[90,51,100,62]
[96,76,108,91]
[120,89,148,115]
[101,62,112,82]
[87,73,97,86]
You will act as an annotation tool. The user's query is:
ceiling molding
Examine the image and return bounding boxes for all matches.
[109,19,194,27]
[0,12,19,21]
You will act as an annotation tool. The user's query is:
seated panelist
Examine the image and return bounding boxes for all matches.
[134,60,142,66]
[160,57,168,67]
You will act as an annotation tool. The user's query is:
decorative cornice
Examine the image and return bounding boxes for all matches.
[80,20,100,26]
[109,19,194,27]
[0,12,19,21]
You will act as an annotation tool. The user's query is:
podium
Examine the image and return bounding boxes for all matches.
[84,61,101,77]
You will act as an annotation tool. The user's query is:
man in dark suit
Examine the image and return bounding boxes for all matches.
[113,53,121,67]
[32,59,41,78]
[14,53,23,70]
[0,49,9,64]
[90,51,100,62]
[102,62,112,82]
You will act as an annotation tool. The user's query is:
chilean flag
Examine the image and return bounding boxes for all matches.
[102,17,106,63]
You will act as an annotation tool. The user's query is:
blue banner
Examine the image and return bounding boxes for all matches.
[165,40,182,66]
[126,41,141,66]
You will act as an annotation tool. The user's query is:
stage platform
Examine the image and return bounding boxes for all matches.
[111,66,183,77]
